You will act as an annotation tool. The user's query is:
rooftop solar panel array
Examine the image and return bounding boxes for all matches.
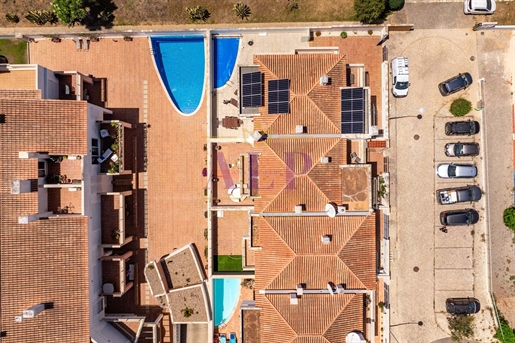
[241,72,263,108]
[268,79,289,114]
[341,88,365,134]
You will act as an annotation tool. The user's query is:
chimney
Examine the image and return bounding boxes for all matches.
[11,180,32,194]
[321,235,331,244]
[294,205,304,214]
[320,157,330,163]
[289,293,298,305]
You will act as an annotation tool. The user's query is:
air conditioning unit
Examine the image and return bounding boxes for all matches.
[290,293,299,305]
[337,206,346,214]
[369,126,379,136]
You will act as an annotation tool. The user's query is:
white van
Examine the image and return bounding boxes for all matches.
[391,57,409,98]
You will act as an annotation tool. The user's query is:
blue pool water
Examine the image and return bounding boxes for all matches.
[213,38,240,88]
[213,278,240,326]
[151,36,205,115]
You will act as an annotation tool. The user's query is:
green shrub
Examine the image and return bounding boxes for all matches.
[450,98,472,117]
[186,6,210,22]
[389,0,404,10]
[51,0,87,27]
[5,13,20,23]
[447,314,474,342]
[495,315,515,343]
[340,31,348,39]
[504,207,515,232]
[354,0,385,23]
[288,2,299,11]
[181,307,194,317]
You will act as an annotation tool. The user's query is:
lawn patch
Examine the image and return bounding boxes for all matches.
[0,39,27,64]
[215,255,243,272]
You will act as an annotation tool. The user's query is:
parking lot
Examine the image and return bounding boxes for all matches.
[387,27,497,342]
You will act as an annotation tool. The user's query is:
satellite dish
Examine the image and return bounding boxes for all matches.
[346,331,366,343]
[325,203,337,218]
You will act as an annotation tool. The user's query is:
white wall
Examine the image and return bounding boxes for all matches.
[36,65,59,99]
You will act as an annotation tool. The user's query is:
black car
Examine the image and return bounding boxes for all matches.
[446,298,481,314]
[438,72,473,96]
[436,185,482,205]
[445,142,480,157]
[440,209,479,226]
[445,120,480,136]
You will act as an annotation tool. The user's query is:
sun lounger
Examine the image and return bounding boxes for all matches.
[97,148,113,163]
[230,332,236,343]
[100,129,110,138]
[74,38,81,51]
[83,39,90,51]
[219,334,227,343]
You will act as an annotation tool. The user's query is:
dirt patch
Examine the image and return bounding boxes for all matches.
[0,0,355,28]
[490,2,515,25]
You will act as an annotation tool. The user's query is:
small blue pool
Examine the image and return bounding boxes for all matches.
[151,36,205,115]
[213,278,240,326]
[213,38,240,88]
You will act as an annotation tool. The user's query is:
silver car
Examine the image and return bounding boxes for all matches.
[445,142,480,157]
[437,163,477,178]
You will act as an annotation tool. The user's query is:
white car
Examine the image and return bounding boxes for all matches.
[437,163,477,178]
[464,0,496,14]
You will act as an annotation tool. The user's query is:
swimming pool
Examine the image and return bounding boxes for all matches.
[213,38,240,89]
[151,36,205,115]
[213,278,240,326]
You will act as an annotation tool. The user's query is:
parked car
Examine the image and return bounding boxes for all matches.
[445,142,480,157]
[440,209,479,226]
[436,163,477,178]
[445,120,480,136]
[446,298,481,314]
[436,185,482,204]
[464,0,496,14]
[391,57,410,97]
[438,72,473,96]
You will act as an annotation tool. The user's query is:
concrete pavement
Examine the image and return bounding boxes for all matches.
[387,27,497,342]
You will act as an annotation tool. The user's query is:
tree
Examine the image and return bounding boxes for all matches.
[354,0,385,23]
[186,6,210,22]
[447,315,474,342]
[233,2,251,20]
[503,207,515,232]
[51,0,87,27]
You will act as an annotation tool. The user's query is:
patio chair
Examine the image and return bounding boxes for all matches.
[219,334,227,343]
[100,129,110,138]
[97,148,113,163]
[230,332,236,343]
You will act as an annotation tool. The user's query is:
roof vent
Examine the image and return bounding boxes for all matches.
[294,204,304,214]
[321,235,331,244]
[320,75,329,86]
[23,304,45,318]
[296,125,305,134]
[290,293,299,305]
[296,284,304,296]
[325,203,337,218]
[335,284,345,294]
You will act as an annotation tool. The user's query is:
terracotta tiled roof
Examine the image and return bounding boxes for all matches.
[254,54,346,131]
[0,92,90,342]
[254,215,376,341]
[0,98,89,155]
[0,89,42,100]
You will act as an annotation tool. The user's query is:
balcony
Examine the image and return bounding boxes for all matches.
[100,250,134,297]
[97,121,135,175]
[43,155,83,215]
[100,191,135,248]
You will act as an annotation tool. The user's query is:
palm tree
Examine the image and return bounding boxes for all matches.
[233,2,251,20]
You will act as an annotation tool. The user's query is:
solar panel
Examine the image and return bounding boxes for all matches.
[340,87,365,134]
[241,72,262,108]
[268,79,290,114]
